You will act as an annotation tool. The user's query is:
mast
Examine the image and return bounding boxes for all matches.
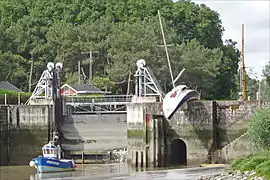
[158,10,175,88]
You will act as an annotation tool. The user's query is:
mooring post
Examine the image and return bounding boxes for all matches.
[82,152,84,164]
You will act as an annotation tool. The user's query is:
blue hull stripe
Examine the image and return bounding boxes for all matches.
[37,165,75,173]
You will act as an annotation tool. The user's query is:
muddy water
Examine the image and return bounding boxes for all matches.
[0,163,225,180]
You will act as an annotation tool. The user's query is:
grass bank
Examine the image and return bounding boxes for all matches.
[231,150,270,179]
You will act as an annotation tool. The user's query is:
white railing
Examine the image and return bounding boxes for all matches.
[64,95,133,104]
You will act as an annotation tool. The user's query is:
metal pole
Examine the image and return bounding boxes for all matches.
[4,94,7,105]
[18,92,20,105]
[78,60,81,84]
[158,10,175,88]
[89,51,93,85]
[51,69,56,141]
[259,80,261,103]
[139,68,142,97]
[28,51,34,92]
[241,24,247,100]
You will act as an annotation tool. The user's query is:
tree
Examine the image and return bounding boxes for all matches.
[0,0,242,98]
[106,20,161,93]
[105,0,172,23]
[169,1,224,49]
[214,39,240,99]
[263,61,270,86]
[261,61,270,99]
[0,51,29,91]
[173,40,223,99]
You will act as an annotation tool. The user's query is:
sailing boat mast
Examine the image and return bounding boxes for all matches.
[158,10,175,88]
[158,10,185,89]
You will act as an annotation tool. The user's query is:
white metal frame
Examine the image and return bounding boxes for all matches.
[29,70,53,100]
[134,60,164,97]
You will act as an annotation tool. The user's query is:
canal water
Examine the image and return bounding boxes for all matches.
[0,164,225,180]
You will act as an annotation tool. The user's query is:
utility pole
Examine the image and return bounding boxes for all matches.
[78,60,81,84]
[28,51,34,92]
[89,51,93,85]
[241,24,247,100]
[81,51,98,85]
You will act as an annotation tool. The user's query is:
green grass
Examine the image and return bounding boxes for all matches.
[231,151,270,179]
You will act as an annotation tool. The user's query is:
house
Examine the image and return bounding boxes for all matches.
[0,81,22,92]
[60,84,109,96]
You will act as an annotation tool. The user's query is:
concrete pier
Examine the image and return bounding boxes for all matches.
[0,105,51,165]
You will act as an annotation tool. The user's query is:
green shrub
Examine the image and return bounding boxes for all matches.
[256,160,270,179]
[238,157,268,171]
[248,108,270,150]
[0,90,31,105]
[232,151,270,179]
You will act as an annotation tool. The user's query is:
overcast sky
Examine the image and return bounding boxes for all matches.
[192,0,270,80]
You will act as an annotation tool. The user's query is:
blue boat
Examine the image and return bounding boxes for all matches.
[29,141,77,173]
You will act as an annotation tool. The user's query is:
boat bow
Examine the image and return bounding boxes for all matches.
[163,85,199,119]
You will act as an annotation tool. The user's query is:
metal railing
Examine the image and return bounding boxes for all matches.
[64,95,133,104]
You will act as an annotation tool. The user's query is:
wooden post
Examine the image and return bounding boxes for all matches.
[155,119,159,167]
[241,24,247,100]
[4,94,7,105]
[152,118,156,167]
[7,106,10,164]
[28,51,34,92]
[18,92,20,105]
[82,152,84,164]
[78,60,81,84]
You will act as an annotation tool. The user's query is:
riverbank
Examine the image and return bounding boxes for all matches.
[198,170,265,180]
[198,151,270,180]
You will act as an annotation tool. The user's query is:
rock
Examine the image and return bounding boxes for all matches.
[197,170,265,180]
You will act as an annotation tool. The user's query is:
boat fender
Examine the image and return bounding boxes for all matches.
[29,160,36,167]
[73,164,77,168]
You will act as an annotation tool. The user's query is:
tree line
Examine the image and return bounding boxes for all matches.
[0,0,269,100]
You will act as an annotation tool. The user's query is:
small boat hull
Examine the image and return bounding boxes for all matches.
[37,165,75,173]
[163,85,199,119]
[30,157,76,173]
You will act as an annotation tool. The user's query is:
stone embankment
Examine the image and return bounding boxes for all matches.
[197,170,265,180]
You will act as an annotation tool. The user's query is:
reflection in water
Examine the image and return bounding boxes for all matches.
[0,163,225,180]
[1,164,131,180]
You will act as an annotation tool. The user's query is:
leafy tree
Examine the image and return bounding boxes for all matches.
[174,40,223,99]
[0,0,29,28]
[169,1,224,48]
[0,51,29,91]
[93,76,114,92]
[105,0,172,23]
[0,0,242,98]
[214,39,240,99]
[106,20,161,93]
[263,61,270,86]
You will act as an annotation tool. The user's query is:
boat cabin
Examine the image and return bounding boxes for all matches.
[42,141,61,159]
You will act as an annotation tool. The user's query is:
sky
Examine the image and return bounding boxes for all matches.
[192,0,270,80]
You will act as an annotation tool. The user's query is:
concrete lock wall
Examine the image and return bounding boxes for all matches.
[61,113,127,154]
[0,105,51,165]
[126,100,270,168]
[216,100,270,162]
